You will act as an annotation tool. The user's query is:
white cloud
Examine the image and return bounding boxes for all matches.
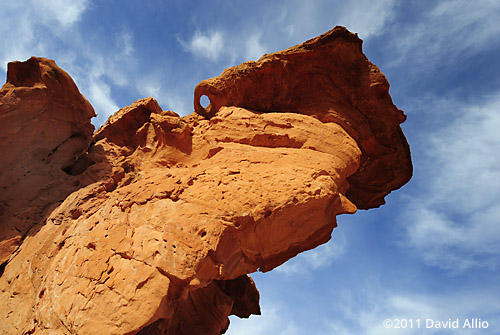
[181,28,267,64]
[276,232,346,275]
[400,93,500,271]
[183,30,224,61]
[64,52,131,123]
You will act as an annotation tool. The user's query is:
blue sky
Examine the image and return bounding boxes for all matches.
[1,1,499,334]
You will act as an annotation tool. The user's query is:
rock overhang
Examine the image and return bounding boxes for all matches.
[0,26,412,335]
[194,26,412,209]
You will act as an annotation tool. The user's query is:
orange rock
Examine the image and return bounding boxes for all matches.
[0,57,95,265]
[0,27,412,334]
[195,26,412,208]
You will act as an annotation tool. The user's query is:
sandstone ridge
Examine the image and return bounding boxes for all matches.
[0,26,412,334]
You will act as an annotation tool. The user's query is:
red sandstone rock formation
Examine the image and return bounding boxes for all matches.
[0,26,412,334]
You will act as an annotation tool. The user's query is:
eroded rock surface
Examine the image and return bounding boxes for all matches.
[0,57,95,266]
[0,26,412,334]
[195,26,411,208]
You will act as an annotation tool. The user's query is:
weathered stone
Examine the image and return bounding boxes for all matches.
[194,26,412,208]
[0,26,412,334]
[0,57,95,266]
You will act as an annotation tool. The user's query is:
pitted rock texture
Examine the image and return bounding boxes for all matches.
[0,26,412,335]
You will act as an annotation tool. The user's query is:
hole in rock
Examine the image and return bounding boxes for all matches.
[0,261,7,277]
[38,289,45,299]
[57,239,65,250]
[71,209,82,220]
[200,230,207,238]
[200,95,210,108]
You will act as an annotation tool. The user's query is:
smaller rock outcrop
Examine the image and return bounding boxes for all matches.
[0,57,95,266]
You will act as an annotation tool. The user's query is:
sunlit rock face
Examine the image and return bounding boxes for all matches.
[0,26,411,335]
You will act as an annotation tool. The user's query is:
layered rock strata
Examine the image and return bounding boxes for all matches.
[0,26,412,334]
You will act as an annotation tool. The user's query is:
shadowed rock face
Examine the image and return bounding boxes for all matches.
[195,26,412,209]
[0,27,412,335]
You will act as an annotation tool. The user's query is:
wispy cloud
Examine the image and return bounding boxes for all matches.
[117,30,134,57]
[179,28,269,65]
[177,0,398,66]
[64,50,134,124]
[0,1,139,125]
[276,232,346,275]
[229,275,500,334]
[327,286,500,335]
[0,0,89,64]
[400,93,500,271]
[245,31,266,61]
[334,0,396,38]
[329,285,500,335]
[385,0,500,70]
[227,299,301,335]
[267,0,396,45]
[136,75,191,116]
[88,79,120,126]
